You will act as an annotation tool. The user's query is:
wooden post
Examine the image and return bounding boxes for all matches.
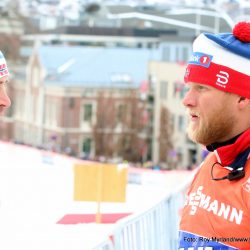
[95,164,103,223]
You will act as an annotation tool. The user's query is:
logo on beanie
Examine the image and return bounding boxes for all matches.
[0,63,8,78]
[185,68,190,78]
[0,51,8,78]
[216,71,229,88]
[189,52,213,68]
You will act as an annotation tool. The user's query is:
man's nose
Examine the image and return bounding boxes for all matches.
[0,88,11,109]
[182,88,196,107]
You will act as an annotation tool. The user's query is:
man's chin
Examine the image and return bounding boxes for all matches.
[189,134,210,146]
[188,130,207,145]
[188,127,198,141]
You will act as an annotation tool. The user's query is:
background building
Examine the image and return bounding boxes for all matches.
[11,44,160,162]
[0,0,247,168]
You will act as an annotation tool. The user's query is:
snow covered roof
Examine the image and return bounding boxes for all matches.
[38,45,161,88]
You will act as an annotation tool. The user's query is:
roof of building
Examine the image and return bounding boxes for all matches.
[38,45,161,88]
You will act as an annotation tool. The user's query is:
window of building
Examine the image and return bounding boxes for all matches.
[176,47,180,61]
[182,47,189,62]
[160,81,168,99]
[161,43,192,62]
[162,47,171,61]
[83,104,92,122]
[173,81,186,99]
[82,138,92,155]
[178,115,185,132]
[116,104,127,124]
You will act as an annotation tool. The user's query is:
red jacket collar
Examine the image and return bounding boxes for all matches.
[214,128,250,166]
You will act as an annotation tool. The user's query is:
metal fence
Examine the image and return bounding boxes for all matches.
[111,180,191,250]
[91,238,114,250]
[91,176,192,250]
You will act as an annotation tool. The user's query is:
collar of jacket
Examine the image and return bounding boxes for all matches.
[208,128,250,166]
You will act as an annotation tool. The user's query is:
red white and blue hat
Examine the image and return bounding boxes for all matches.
[0,51,9,79]
[184,22,250,98]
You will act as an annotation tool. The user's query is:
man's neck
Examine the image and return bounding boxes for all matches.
[206,133,243,152]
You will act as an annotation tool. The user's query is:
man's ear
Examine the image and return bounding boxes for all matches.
[238,96,250,109]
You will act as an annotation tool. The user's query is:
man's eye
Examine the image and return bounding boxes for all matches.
[197,85,207,90]
[0,81,8,86]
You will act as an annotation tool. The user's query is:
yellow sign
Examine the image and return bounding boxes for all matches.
[74,163,128,203]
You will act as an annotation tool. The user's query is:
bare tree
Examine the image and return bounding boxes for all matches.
[93,89,148,163]
[159,105,173,167]
[93,90,116,159]
[116,89,146,162]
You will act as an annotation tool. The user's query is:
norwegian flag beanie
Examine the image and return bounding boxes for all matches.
[184,22,250,98]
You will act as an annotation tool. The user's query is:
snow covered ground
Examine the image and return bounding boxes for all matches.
[0,142,192,250]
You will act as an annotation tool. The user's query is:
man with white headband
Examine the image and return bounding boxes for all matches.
[179,22,250,250]
[0,50,11,114]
